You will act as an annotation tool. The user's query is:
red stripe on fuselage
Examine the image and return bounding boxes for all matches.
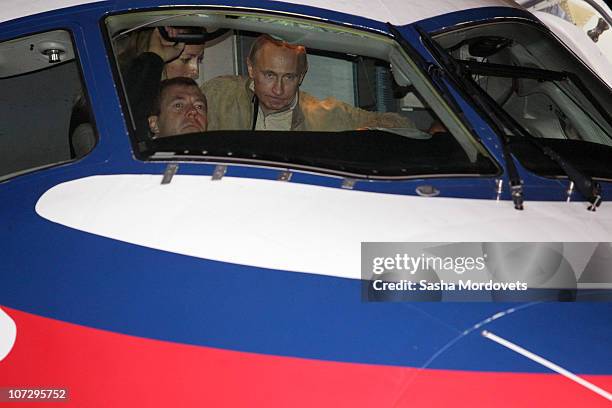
[0,307,610,407]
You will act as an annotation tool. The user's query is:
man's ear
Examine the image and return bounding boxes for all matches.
[246,58,255,79]
[148,115,160,136]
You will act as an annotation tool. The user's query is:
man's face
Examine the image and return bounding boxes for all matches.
[247,42,304,115]
[148,84,207,138]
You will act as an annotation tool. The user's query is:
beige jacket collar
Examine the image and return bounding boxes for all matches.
[245,78,305,131]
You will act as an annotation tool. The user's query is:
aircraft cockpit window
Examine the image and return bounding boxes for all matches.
[0,30,97,181]
[105,11,499,179]
[435,22,612,180]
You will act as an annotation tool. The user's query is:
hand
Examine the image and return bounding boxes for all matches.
[147,27,185,63]
[427,121,447,135]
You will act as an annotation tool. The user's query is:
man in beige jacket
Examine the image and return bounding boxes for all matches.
[202,34,412,131]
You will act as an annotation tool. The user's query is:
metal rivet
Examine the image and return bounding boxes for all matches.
[566,181,575,202]
[277,171,292,182]
[42,48,64,63]
[342,178,356,190]
[161,164,179,185]
[416,185,440,197]
[495,179,503,201]
[212,165,227,180]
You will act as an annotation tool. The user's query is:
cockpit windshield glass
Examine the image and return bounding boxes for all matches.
[435,21,612,179]
[104,10,499,179]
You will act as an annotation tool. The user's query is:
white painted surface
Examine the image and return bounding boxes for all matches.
[0,0,521,25]
[0,0,103,24]
[535,11,612,87]
[0,308,16,362]
[271,0,521,26]
[35,175,612,279]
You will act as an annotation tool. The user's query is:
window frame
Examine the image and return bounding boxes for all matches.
[0,27,99,183]
[432,18,612,181]
[102,7,502,181]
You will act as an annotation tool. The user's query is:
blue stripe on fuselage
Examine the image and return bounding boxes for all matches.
[2,215,611,374]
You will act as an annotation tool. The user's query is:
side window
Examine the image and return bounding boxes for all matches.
[0,30,96,181]
[435,22,612,180]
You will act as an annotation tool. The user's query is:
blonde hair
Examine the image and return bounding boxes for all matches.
[116,27,207,78]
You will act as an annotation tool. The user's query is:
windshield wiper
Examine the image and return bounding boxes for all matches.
[460,60,612,126]
[409,25,525,209]
[414,26,603,211]
[459,60,568,82]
